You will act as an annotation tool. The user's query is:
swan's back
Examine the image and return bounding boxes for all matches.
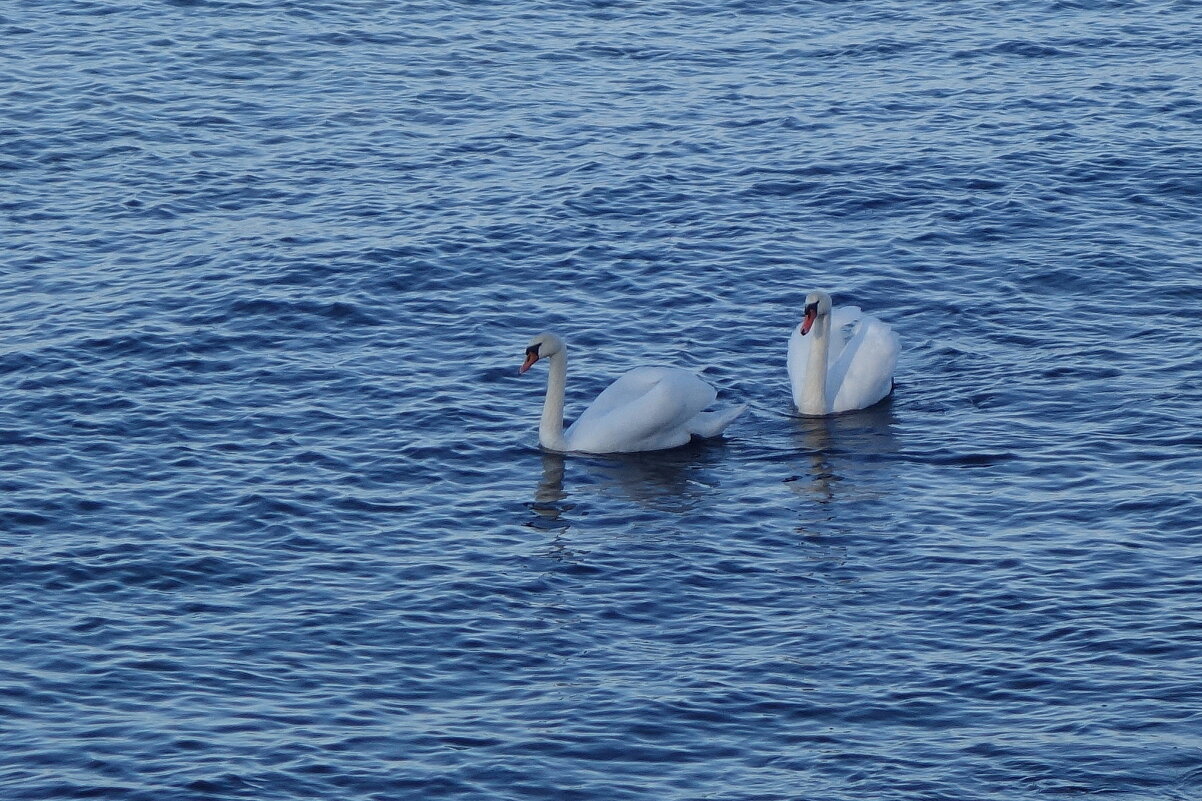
[566,366,719,453]
[827,315,899,413]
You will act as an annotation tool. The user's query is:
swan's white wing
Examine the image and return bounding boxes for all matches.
[687,404,747,438]
[565,366,716,453]
[827,314,899,413]
[828,305,863,365]
[788,305,863,411]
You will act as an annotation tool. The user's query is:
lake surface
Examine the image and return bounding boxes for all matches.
[3,1,1201,799]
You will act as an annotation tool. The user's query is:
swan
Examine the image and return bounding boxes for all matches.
[788,291,900,415]
[519,332,746,453]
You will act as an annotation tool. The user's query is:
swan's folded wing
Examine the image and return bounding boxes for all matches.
[567,367,716,452]
[828,315,899,413]
[828,305,863,365]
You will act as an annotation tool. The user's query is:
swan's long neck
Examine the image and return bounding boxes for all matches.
[801,314,830,415]
[539,349,569,451]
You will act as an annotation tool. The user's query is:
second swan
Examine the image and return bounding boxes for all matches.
[520,332,746,453]
[788,291,900,416]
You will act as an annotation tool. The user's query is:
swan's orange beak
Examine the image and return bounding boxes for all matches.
[520,350,539,374]
[800,304,818,336]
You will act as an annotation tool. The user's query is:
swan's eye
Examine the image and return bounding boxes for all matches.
[526,344,540,357]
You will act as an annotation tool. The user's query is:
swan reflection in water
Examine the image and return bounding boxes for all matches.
[528,450,571,532]
[584,439,728,513]
[527,439,730,532]
[527,404,898,534]
[785,400,901,505]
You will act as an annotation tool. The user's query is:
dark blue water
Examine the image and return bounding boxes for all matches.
[4,1,1202,799]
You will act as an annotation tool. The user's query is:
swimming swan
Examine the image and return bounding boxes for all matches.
[788,291,900,415]
[520,332,746,453]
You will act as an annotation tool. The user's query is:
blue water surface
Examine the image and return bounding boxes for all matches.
[3,1,1202,799]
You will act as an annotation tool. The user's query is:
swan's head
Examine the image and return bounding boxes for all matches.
[800,291,833,335]
[520,332,565,374]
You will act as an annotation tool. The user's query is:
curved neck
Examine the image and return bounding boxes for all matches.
[539,349,569,451]
[801,315,830,415]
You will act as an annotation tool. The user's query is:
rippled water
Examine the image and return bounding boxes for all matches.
[4,1,1202,799]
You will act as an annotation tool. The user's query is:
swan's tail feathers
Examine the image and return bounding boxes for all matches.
[689,404,747,439]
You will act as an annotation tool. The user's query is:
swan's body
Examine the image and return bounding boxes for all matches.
[788,291,899,416]
[520,333,745,453]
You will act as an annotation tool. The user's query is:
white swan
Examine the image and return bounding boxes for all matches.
[520,332,746,453]
[788,291,900,415]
